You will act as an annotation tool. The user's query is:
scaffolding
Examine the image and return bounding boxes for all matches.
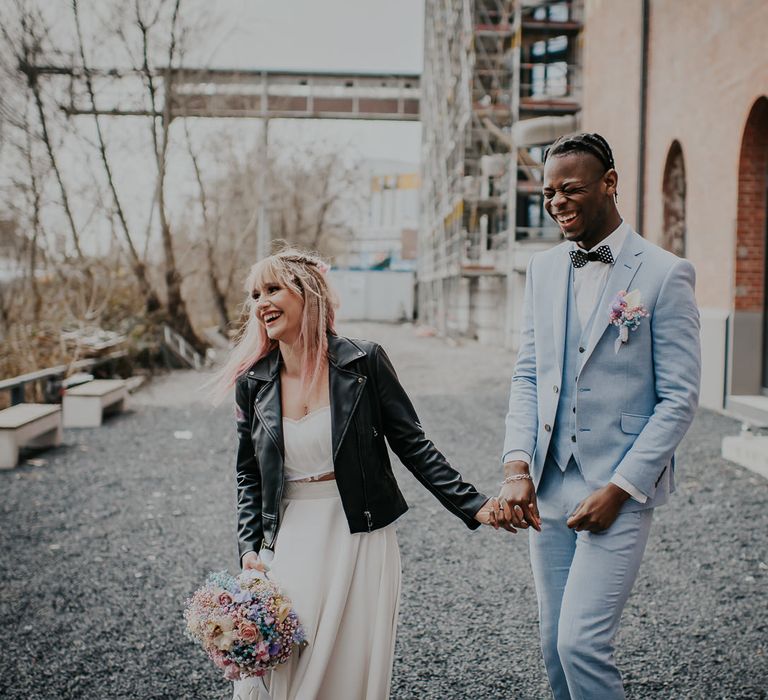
[419,0,583,343]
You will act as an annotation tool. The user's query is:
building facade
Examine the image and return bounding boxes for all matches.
[419,0,583,343]
[580,0,768,411]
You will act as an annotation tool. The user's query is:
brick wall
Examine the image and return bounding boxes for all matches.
[735,98,768,312]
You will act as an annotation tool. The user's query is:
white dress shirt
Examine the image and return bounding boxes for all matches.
[504,221,647,503]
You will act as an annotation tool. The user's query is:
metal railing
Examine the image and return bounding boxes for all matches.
[162,325,205,370]
[519,62,581,101]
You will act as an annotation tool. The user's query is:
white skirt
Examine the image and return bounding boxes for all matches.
[232,479,401,700]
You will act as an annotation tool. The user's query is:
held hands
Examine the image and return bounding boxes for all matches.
[499,483,542,533]
[474,460,542,533]
[566,483,630,533]
[475,497,519,532]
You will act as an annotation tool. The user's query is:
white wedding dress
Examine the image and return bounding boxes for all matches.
[232,407,401,700]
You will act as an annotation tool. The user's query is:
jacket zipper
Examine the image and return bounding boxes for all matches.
[367,427,378,527]
[355,413,373,532]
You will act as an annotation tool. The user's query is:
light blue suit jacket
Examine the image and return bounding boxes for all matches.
[503,229,701,510]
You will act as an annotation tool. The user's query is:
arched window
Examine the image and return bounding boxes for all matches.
[662,141,686,256]
[732,97,768,394]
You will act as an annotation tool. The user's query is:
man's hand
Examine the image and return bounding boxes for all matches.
[566,483,630,533]
[497,460,542,531]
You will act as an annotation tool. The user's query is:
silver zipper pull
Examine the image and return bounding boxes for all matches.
[372,427,378,437]
[364,510,373,531]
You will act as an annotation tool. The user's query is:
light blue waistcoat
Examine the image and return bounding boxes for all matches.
[549,265,603,471]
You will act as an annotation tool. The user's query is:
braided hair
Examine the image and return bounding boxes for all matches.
[543,132,616,172]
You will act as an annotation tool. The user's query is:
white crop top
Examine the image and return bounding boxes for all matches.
[282,406,334,482]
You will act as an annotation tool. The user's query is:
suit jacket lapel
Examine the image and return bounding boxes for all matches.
[551,245,572,379]
[581,229,645,368]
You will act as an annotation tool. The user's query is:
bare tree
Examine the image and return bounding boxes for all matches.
[5,2,89,268]
[182,118,230,333]
[176,139,361,331]
[270,145,361,254]
[131,0,206,349]
[70,0,162,313]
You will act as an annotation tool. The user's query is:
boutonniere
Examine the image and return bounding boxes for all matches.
[609,289,649,354]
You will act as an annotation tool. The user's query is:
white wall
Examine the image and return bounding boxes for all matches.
[329,270,415,322]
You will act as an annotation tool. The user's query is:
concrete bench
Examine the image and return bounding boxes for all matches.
[63,379,128,428]
[0,403,63,468]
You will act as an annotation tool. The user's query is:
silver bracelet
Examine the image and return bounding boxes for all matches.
[501,473,533,486]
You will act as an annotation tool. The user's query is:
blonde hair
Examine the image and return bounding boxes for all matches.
[213,248,337,404]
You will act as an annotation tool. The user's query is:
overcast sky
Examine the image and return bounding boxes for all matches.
[193,0,425,166]
[198,0,424,74]
[39,0,425,166]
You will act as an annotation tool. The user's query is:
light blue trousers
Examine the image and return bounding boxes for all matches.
[529,456,653,700]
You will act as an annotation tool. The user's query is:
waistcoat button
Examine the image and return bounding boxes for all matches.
[578,346,585,353]
[544,424,551,432]
[553,385,559,394]
[571,435,577,442]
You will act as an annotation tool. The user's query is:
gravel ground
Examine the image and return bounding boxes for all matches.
[1,322,766,699]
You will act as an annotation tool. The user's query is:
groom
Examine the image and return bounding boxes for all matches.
[497,133,700,699]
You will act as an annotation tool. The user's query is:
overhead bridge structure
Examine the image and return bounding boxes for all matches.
[28,64,421,122]
[26,63,421,258]
[170,69,420,121]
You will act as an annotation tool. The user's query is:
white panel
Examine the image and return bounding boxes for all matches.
[329,270,414,322]
[699,307,729,411]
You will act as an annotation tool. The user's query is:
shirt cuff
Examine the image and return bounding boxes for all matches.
[610,474,648,504]
[502,450,532,467]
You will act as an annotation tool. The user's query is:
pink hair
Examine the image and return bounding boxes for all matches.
[213,248,337,404]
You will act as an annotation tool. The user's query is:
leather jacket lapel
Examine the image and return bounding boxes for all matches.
[329,348,366,462]
[253,358,284,458]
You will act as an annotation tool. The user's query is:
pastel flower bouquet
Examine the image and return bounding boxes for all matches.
[608,289,649,353]
[184,569,306,682]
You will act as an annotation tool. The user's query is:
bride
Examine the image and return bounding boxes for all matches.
[217,248,509,700]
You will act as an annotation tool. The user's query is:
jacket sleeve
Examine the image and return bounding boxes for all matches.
[372,344,488,529]
[502,256,539,462]
[235,377,263,562]
[614,258,701,495]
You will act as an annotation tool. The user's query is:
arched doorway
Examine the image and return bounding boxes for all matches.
[733,97,768,395]
[662,141,686,256]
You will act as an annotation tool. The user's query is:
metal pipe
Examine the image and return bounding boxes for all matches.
[637,0,650,233]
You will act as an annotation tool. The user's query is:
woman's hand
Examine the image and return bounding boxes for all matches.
[241,551,268,572]
[475,497,518,532]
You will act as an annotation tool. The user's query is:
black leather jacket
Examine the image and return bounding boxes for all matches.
[235,334,488,561]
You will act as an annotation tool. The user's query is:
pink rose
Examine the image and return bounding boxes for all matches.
[218,592,233,606]
[238,622,259,643]
[224,664,242,681]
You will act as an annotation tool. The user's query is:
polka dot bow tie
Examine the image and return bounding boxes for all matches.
[569,245,614,268]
